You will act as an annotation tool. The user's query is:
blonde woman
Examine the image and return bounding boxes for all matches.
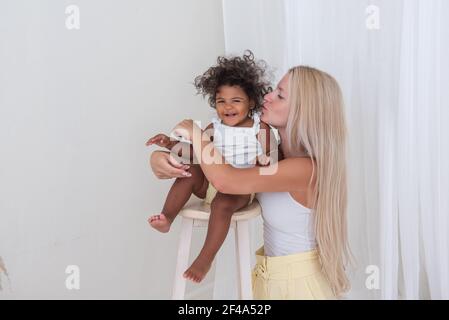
[149,66,351,299]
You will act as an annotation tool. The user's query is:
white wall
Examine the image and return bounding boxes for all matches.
[223,0,286,81]
[0,0,225,299]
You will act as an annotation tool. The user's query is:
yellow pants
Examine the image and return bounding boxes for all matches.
[251,246,336,300]
[204,183,255,205]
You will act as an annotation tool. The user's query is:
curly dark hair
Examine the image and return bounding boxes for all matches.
[194,50,272,114]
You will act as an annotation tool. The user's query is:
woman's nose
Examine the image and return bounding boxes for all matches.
[264,92,273,102]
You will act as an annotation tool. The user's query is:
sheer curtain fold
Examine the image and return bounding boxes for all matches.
[221,0,448,299]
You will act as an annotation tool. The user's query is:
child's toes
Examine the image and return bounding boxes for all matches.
[183,271,191,280]
[148,214,171,233]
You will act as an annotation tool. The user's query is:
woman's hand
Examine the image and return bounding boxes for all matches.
[149,150,192,179]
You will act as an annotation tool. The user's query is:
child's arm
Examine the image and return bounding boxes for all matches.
[145,133,177,150]
[146,133,193,161]
[175,122,214,162]
[146,123,214,163]
[256,122,280,166]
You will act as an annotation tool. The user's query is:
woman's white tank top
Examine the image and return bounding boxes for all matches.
[256,192,317,257]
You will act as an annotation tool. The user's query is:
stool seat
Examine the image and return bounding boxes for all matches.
[172,199,261,300]
[179,199,261,222]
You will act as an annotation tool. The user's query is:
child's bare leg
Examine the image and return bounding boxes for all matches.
[183,192,251,282]
[149,165,208,233]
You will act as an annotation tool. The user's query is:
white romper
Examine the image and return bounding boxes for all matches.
[211,111,264,169]
[204,111,264,205]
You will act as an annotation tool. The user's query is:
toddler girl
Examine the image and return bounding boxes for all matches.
[146,51,276,283]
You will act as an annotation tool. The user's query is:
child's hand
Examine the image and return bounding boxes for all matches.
[145,134,173,149]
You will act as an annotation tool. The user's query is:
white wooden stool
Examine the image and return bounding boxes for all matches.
[172,199,261,300]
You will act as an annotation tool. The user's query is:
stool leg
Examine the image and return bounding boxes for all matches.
[172,217,193,299]
[235,220,253,300]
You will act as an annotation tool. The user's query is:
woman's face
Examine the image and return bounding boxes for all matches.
[261,74,290,128]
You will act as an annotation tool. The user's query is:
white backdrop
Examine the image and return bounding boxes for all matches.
[222,0,449,300]
[0,0,225,299]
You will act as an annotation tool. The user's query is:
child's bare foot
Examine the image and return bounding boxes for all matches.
[148,213,172,233]
[183,255,213,283]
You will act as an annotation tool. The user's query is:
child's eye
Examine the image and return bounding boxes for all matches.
[278,94,283,99]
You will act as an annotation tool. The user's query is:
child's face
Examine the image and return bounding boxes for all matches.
[215,85,253,126]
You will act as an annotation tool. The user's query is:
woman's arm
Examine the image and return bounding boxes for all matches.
[191,128,314,194]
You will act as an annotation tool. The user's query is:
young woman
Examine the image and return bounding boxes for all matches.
[149,66,351,299]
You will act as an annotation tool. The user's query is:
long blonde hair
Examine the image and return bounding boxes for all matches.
[286,66,352,297]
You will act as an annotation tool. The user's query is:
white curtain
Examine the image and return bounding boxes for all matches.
[220,0,449,299]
